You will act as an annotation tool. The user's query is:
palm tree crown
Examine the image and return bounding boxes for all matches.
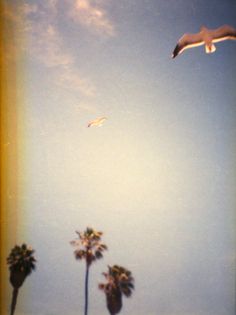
[7,243,36,288]
[70,227,107,265]
[99,265,134,315]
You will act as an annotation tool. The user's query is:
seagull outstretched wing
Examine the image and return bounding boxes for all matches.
[211,25,236,43]
[172,32,204,58]
[87,117,107,128]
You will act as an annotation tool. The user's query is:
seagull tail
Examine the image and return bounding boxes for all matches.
[205,43,216,53]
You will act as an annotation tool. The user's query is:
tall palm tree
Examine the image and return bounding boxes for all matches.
[99,265,134,315]
[7,244,36,315]
[70,227,107,315]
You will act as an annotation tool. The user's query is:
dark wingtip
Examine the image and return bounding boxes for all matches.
[171,51,178,59]
[172,45,179,59]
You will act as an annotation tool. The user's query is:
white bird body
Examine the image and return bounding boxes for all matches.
[87,117,107,127]
[172,25,236,58]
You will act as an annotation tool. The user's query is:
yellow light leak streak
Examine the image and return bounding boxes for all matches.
[0,1,27,313]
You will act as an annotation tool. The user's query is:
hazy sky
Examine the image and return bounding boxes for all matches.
[3,1,236,315]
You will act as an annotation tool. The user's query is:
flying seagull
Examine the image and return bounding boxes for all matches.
[172,25,236,58]
[87,117,107,127]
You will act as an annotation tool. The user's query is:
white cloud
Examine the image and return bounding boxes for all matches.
[29,23,74,67]
[22,2,38,15]
[73,101,98,114]
[3,0,96,97]
[69,0,115,36]
[48,0,58,8]
[56,66,96,96]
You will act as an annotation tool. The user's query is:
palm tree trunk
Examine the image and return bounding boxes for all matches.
[10,288,19,315]
[84,264,89,315]
[106,287,122,315]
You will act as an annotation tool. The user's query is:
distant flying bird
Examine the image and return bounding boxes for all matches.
[172,25,236,58]
[87,117,107,127]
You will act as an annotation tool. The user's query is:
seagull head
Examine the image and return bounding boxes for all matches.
[200,25,208,32]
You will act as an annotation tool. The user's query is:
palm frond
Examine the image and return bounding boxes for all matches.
[70,227,107,266]
[99,264,134,298]
[7,244,37,276]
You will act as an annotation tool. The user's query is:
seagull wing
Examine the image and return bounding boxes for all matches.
[87,121,94,127]
[88,118,98,127]
[172,32,204,58]
[211,25,236,43]
[87,117,107,127]
[98,117,107,124]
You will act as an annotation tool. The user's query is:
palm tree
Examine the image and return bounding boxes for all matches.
[7,244,36,315]
[70,227,107,315]
[99,265,134,315]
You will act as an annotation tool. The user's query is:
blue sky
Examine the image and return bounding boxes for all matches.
[3,1,236,315]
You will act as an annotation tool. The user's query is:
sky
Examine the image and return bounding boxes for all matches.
[2,0,236,315]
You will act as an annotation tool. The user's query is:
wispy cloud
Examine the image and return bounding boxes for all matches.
[21,2,38,15]
[29,23,74,68]
[2,3,32,65]
[56,66,95,96]
[3,0,95,97]
[73,101,98,113]
[69,0,115,36]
